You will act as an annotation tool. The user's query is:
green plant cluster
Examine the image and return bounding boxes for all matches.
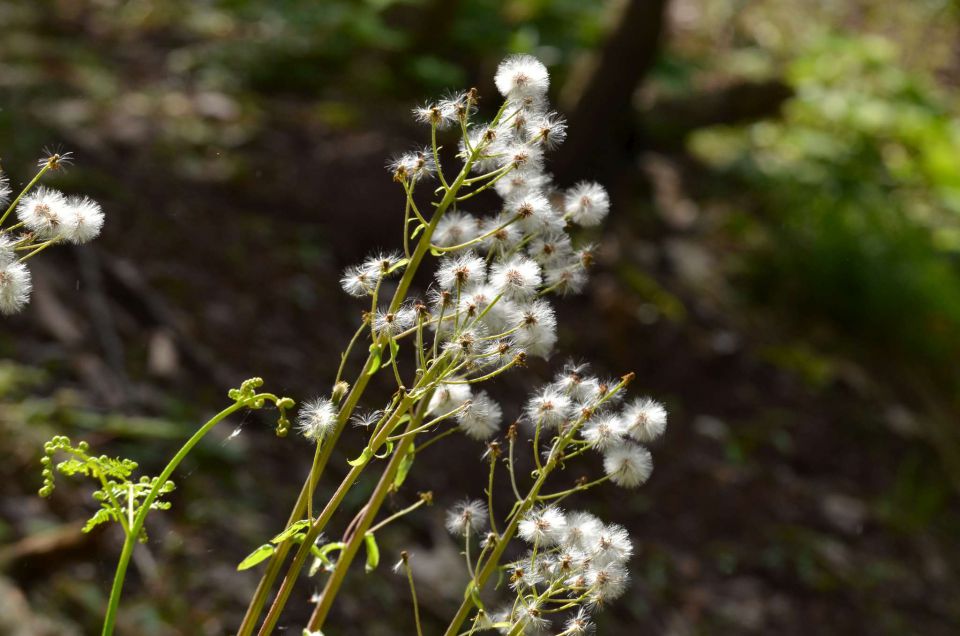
[39,435,176,540]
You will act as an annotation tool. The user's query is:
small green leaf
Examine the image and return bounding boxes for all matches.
[237,543,276,571]
[364,532,380,573]
[347,447,374,467]
[393,444,415,490]
[411,223,426,239]
[271,519,312,544]
[367,344,383,376]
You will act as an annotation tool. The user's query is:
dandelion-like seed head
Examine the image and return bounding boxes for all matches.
[62,196,105,244]
[518,505,568,546]
[0,261,32,315]
[494,54,550,100]
[602,444,653,488]
[17,187,73,239]
[564,182,610,227]
[490,256,542,300]
[445,499,488,536]
[297,397,338,441]
[623,397,667,442]
[456,391,502,440]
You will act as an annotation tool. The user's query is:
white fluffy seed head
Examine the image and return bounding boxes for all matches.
[373,307,415,336]
[435,252,487,290]
[585,562,630,602]
[591,522,634,567]
[297,397,337,441]
[62,196,105,244]
[445,499,488,536]
[493,170,551,200]
[510,300,558,358]
[428,382,472,415]
[562,511,604,551]
[603,444,653,488]
[388,147,437,183]
[0,171,11,207]
[494,54,550,100]
[480,213,524,254]
[623,397,668,442]
[528,232,574,266]
[340,264,376,298]
[519,505,568,546]
[581,414,627,451]
[0,235,15,266]
[544,262,588,296]
[17,187,73,239]
[564,608,596,635]
[0,261,32,315]
[489,256,541,300]
[525,386,572,429]
[564,182,610,227]
[456,391,502,439]
[433,211,480,248]
[362,251,404,279]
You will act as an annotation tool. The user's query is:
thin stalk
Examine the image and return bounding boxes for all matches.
[0,163,50,228]
[414,427,458,455]
[305,407,426,631]
[400,553,424,636]
[442,376,634,636]
[367,497,429,535]
[102,393,278,636]
[249,100,512,634]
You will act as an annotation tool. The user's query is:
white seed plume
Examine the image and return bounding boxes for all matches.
[603,444,653,488]
[0,261,32,315]
[456,391,502,439]
[62,196,105,244]
[428,382,472,415]
[17,187,73,239]
[525,386,572,429]
[494,54,550,100]
[564,182,610,227]
[435,252,487,291]
[489,256,542,300]
[297,397,338,441]
[518,505,567,546]
[623,397,668,442]
[445,499,488,536]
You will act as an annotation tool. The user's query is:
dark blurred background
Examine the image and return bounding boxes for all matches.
[2,1,960,634]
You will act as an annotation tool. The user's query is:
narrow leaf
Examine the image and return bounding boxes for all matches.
[347,447,374,467]
[367,343,382,376]
[364,532,380,573]
[271,519,312,544]
[237,543,276,571]
[393,443,415,490]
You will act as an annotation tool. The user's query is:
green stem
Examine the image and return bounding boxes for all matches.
[102,394,275,636]
[305,406,427,631]
[0,164,49,228]
[248,100,512,634]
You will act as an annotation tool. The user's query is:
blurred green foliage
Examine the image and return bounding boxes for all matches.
[692,35,960,394]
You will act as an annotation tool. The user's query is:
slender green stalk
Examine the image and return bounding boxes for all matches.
[102,393,277,636]
[305,408,426,630]
[0,163,49,228]
[256,370,439,634]
[400,553,424,636]
[442,376,634,636]
[248,99,513,634]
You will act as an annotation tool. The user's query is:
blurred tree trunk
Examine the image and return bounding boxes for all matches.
[554,0,671,185]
